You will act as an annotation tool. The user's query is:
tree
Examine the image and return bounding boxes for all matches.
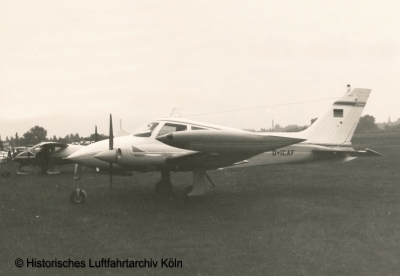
[9,136,15,147]
[15,132,19,146]
[23,126,48,145]
[355,115,379,134]
[0,136,3,150]
[89,132,108,141]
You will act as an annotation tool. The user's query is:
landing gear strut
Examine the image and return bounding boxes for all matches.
[184,169,208,197]
[69,164,87,205]
[155,170,173,196]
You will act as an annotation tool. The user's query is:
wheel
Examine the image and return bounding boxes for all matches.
[40,163,49,175]
[183,185,193,196]
[69,189,87,204]
[155,180,173,195]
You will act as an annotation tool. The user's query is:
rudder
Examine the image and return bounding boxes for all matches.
[300,88,371,146]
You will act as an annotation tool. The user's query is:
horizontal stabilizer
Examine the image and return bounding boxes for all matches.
[312,147,382,157]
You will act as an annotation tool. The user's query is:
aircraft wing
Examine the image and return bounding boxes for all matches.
[33,142,70,149]
[312,147,382,157]
[14,142,83,165]
[157,130,305,170]
[164,152,208,170]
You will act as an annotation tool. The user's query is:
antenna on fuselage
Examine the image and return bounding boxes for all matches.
[169,108,183,117]
[169,108,178,117]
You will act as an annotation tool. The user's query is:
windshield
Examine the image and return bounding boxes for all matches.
[156,123,187,137]
[133,122,159,137]
[28,145,43,154]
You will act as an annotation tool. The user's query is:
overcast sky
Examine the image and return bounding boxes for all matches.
[1,0,399,139]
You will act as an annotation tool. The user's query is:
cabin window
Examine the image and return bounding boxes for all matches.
[191,126,209,130]
[157,123,187,137]
[333,109,343,117]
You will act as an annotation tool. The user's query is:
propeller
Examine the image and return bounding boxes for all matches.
[109,114,113,188]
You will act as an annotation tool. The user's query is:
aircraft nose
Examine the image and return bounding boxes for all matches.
[64,149,88,162]
[64,142,105,164]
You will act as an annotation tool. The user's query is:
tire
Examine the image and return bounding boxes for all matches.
[183,185,193,196]
[40,163,49,175]
[155,180,173,196]
[69,190,86,204]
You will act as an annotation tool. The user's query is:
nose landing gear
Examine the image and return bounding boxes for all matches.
[69,188,87,204]
[70,164,87,205]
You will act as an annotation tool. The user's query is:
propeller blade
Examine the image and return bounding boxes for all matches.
[109,162,113,188]
[109,114,114,188]
[95,125,98,142]
[109,114,113,150]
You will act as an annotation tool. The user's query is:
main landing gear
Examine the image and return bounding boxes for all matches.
[184,169,216,197]
[154,169,215,198]
[155,170,173,196]
[154,169,216,199]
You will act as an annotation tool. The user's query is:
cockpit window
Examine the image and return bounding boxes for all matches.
[133,122,159,137]
[157,123,187,137]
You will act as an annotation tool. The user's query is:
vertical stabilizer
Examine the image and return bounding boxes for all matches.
[301,88,371,146]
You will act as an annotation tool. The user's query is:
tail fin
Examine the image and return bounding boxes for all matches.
[301,88,371,146]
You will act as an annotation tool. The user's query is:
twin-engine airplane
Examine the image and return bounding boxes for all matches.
[14,87,380,204]
[64,87,379,204]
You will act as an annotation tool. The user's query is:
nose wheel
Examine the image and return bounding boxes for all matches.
[69,188,87,204]
[70,164,87,205]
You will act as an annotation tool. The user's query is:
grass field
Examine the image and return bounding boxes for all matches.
[1,134,400,276]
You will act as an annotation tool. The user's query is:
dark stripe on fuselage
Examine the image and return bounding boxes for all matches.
[333,101,366,107]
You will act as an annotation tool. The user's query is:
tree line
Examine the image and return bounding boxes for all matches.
[1,125,108,149]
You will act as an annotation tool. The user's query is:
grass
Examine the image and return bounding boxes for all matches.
[1,133,400,275]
